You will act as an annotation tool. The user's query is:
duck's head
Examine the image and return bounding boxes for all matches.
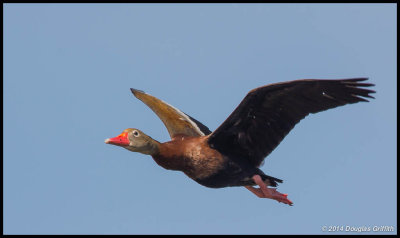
[105,128,159,155]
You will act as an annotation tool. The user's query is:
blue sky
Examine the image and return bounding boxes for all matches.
[4,4,396,235]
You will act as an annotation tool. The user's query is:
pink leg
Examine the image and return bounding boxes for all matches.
[245,175,293,206]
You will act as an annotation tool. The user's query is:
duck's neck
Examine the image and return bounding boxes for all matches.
[127,137,161,155]
[143,138,161,155]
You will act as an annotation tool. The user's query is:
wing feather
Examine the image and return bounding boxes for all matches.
[207,78,375,167]
[131,89,211,139]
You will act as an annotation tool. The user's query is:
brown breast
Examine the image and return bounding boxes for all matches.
[152,135,226,180]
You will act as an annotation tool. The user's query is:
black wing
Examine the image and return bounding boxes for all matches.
[207,78,375,167]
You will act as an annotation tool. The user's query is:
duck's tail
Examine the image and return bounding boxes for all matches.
[257,169,283,187]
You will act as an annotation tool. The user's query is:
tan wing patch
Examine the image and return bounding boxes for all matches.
[131,89,205,139]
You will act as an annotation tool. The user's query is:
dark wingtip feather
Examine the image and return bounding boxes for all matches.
[342,78,376,101]
[351,95,370,102]
[130,88,145,97]
[353,83,375,87]
[343,77,369,82]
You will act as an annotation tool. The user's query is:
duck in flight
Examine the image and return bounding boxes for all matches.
[105,78,375,206]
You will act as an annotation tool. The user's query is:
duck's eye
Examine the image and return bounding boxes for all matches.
[133,130,140,137]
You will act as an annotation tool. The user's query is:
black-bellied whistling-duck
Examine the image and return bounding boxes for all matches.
[105,78,375,206]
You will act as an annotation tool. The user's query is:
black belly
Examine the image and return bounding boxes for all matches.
[193,160,258,188]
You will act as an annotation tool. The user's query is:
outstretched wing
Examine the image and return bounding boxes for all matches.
[131,89,211,139]
[207,78,375,167]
